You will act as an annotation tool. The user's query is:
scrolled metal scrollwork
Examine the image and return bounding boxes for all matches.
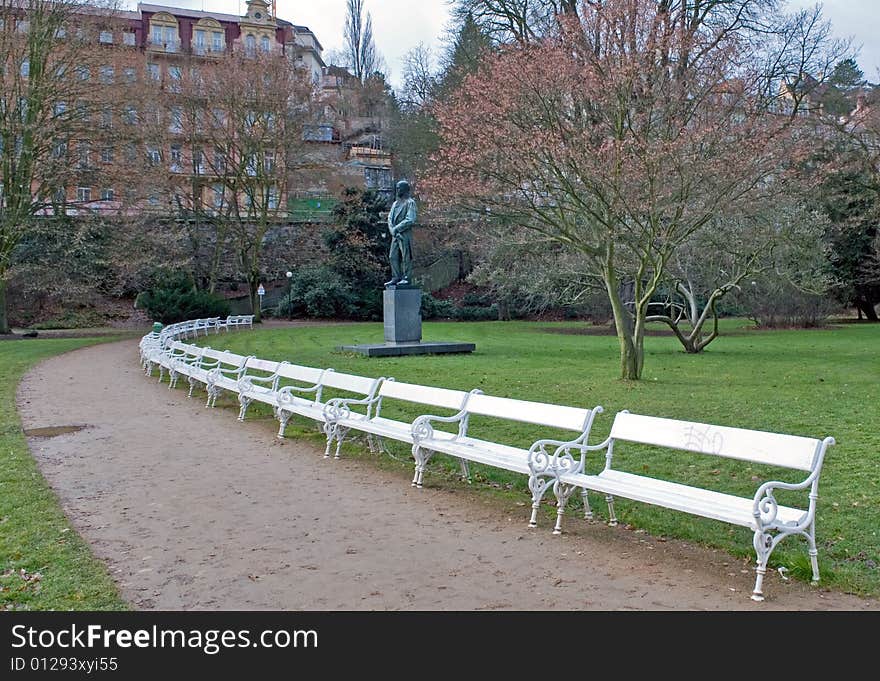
[527,444,553,475]
[756,491,780,526]
[411,417,435,444]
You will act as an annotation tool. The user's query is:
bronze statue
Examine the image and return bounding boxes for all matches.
[385,180,417,287]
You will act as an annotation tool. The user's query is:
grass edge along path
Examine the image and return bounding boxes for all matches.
[1,337,129,611]
[199,319,880,598]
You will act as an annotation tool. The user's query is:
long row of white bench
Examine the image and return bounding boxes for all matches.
[138,319,835,601]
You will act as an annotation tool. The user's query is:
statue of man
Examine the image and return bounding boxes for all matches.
[385,180,417,287]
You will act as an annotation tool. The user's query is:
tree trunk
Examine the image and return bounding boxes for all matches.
[248,276,262,324]
[855,299,878,321]
[0,279,10,335]
[606,272,644,380]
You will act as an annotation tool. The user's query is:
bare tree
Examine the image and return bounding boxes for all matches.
[174,52,318,322]
[344,0,384,83]
[0,0,163,333]
[430,0,846,379]
[400,43,438,111]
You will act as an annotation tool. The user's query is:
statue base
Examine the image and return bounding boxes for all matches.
[337,286,476,357]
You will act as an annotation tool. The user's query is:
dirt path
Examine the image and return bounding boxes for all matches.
[16,340,877,611]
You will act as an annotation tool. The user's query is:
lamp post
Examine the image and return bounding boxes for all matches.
[285,271,293,320]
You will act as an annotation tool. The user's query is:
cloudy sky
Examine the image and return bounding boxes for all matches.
[136,1,879,88]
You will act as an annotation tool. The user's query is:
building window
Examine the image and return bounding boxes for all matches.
[53,187,66,203]
[245,155,258,176]
[75,100,89,123]
[100,188,114,201]
[147,63,160,81]
[212,31,224,52]
[101,146,113,163]
[267,187,279,210]
[245,34,256,55]
[364,167,392,190]
[52,139,67,158]
[148,195,160,206]
[54,101,67,117]
[99,66,114,84]
[211,108,226,128]
[99,30,113,44]
[146,147,161,165]
[193,149,205,174]
[169,106,182,132]
[194,29,206,53]
[170,144,182,171]
[213,147,226,172]
[76,65,90,80]
[123,32,136,46]
[124,67,136,83]
[167,66,181,92]
[260,36,271,53]
[101,106,112,129]
[77,142,90,168]
[212,184,223,208]
[20,59,29,77]
[123,106,137,125]
[164,26,178,51]
[76,187,91,203]
[151,25,162,45]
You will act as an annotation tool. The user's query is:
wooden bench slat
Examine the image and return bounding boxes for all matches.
[610,412,820,472]
[379,380,469,411]
[465,394,591,432]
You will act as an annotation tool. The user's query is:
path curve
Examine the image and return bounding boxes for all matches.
[16,340,877,610]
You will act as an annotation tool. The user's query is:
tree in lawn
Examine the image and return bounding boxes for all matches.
[645,202,831,351]
[0,0,155,333]
[428,0,842,379]
[190,52,318,323]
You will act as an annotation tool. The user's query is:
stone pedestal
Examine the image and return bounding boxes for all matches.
[337,286,476,358]
[383,287,422,344]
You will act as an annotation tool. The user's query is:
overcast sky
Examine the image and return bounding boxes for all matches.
[134,1,879,88]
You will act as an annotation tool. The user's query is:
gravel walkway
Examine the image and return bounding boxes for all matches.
[16,339,877,610]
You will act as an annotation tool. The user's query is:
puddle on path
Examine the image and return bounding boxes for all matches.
[24,425,88,438]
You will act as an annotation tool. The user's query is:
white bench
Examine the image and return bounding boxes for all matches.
[549,411,835,601]
[323,380,479,463]
[237,360,331,424]
[277,370,384,456]
[411,394,603,527]
[225,315,254,332]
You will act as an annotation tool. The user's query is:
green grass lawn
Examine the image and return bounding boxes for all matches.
[1,338,127,611]
[199,318,880,596]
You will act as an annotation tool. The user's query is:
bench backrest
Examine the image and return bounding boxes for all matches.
[320,371,380,396]
[200,348,248,367]
[609,412,822,472]
[465,394,593,433]
[378,380,470,411]
[276,363,326,386]
[245,357,281,374]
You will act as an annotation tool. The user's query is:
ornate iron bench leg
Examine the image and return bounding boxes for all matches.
[606,495,618,526]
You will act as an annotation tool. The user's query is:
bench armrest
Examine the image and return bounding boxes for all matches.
[277,383,323,407]
[323,394,380,422]
[411,410,469,442]
[752,436,834,528]
[527,435,601,475]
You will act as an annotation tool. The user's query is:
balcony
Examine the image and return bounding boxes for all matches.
[192,44,225,57]
[147,39,181,54]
